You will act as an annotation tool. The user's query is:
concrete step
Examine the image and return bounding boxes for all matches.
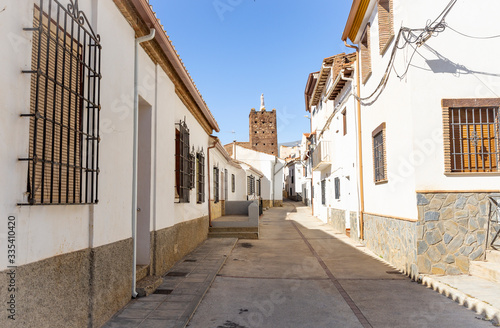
[209,226,258,233]
[485,250,500,264]
[136,275,163,298]
[470,260,500,284]
[208,231,258,239]
[136,265,149,282]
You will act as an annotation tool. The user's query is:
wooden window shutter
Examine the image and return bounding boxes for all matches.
[360,24,372,84]
[378,0,394,54]
[29,7,82,204]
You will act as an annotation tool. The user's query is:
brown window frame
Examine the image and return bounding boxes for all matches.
[175,120,192,203]
[372,122,388,184]
[442,98,500,174]
[378,0,394,55]
[342,109,347,136]
[360,24,372,84]
[196,151,205,204]
[213,166,220,203]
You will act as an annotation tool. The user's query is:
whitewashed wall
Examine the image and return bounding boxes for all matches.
[355,0,500,220]
[0,0,215,270]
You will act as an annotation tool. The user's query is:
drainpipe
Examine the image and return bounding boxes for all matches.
[344,40,365,241]
[132,28,155,299]
[207,139,217,226]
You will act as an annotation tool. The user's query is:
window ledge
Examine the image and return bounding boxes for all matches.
[375,179,389,185]
[445,172,500,177]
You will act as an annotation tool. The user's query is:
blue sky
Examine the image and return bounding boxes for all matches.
[150,0,353,146]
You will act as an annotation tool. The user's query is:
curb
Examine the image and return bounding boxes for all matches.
[418,275,500,325]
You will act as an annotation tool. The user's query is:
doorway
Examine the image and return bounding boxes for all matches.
[137,98,152,266]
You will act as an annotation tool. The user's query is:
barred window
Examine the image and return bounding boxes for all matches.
[372,123,387,183]
[224,169,228,200]
[175,120,191,203]
[257,179,261,197]
[247,175,255,195]
[334,177,340,200]
[231,174,235,193]
[22,1,101,205]
[321,179,326,205]
[213,167,220,203]
[443,99,500,173]
[196,151,205,204]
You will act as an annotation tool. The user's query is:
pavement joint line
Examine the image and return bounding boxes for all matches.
[290,219,374,328]
[215,274,331,280]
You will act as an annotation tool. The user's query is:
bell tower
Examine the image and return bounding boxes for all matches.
[249,94,278,156]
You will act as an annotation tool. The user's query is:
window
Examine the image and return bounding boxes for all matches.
[321,180,326,205]
[372,123,387,183]
[23,2,101,205]
[213,167,220,203]
[342,109,347,136]
[257,179,261,197]
[247,175,255,195]
[224,169,228,200]
[360,24,372,84]
[196,151,205,203]
[176,120,192,203]
[231,174,235,193]
[442,99,500,173]
[378,0,394,54]
[334,177,341,200]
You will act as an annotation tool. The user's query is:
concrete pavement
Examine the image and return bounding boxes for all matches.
[188,202,496,328]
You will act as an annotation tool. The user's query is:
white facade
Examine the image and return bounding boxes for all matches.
[231,145,284,206]
[0,0,221,325]
[306,54,361,236]
[346,0,500,221]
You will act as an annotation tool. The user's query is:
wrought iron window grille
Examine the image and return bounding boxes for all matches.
[20,0,101,205]
[175,119,191,203]
[448,107,499,173]
[373,131,385,182]
[196,149,205,204]
[213,166,220,203]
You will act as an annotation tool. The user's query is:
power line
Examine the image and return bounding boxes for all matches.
[354,0,458,106]
[445,24,500,39]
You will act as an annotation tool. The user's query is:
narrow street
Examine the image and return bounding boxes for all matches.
[187,202,493,328]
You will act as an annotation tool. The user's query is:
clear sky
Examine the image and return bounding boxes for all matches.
[149,0,353,146]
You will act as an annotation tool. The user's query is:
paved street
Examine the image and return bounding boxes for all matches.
[187,202,495,328]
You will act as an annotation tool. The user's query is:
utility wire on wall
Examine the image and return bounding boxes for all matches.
[353,0,499,106]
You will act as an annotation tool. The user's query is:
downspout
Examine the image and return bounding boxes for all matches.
[132,28,155,299]
[344,40,365,241]
[207,139,217,226]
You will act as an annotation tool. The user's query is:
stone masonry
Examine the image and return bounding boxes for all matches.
[364,214,417,278]
[416,192,500,275]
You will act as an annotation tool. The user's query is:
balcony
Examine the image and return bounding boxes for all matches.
[312,140,332,170]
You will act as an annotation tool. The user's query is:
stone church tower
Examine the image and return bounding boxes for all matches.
[249,94,278,156]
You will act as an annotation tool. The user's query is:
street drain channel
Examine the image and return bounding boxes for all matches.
[184,259,197,262]
[166,272,189,277]
[154,289,173,295]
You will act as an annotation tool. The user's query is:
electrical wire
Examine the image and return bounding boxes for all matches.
[445,24,500,39]
[355,0,459,105]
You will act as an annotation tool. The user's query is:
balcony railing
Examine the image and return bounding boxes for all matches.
[312,141,331,170]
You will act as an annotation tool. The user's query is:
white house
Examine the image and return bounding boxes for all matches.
[305,53,361,239]
[208,136,250,220]
[284,159,306,202]
[0,0,222,327]
[228,144,285,208]
[342,0,500,276]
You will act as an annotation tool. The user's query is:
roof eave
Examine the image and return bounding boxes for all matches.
[130,0,220,132]
[342,0,371,43]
